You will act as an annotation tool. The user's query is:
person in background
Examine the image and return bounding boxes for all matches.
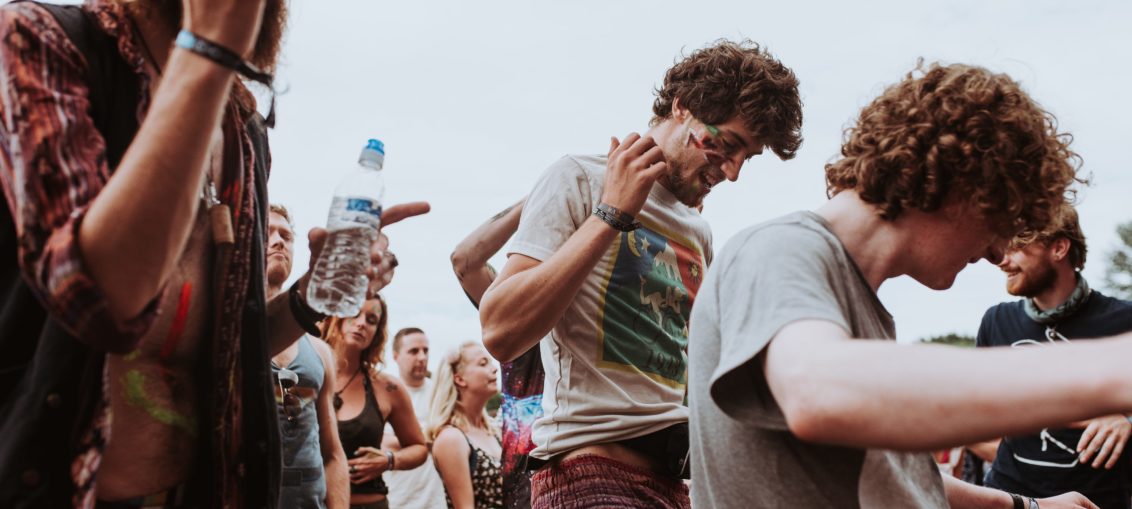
[324,295,428,509]
[429,342,504,509]
[977,207,1132,508]
[382,328,447,509]
[451,198,543,509]
[268,204,349,509]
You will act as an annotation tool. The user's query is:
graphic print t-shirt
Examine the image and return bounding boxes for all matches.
[977,291,1132,509]
[509,154,711,460]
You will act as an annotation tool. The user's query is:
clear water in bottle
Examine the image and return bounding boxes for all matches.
[307,139,386,317]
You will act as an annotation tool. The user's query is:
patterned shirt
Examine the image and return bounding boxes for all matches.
[0,2,270,507]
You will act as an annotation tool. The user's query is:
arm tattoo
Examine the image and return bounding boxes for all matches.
[489,203,517,223]
[386,381,398,393]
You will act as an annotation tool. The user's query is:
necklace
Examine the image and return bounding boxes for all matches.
[333,367,363,411]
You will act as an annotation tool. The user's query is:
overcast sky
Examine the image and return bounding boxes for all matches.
[257,0,1132,370]
[41,0,1129,370]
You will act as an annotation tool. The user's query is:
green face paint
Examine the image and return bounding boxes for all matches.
[705,124,721,137]
[122,370,198,437]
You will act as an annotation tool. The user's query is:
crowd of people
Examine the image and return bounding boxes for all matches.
[2,1,1132,509]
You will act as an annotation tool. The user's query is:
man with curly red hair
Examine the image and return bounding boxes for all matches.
[480,39,803,508]
[689,62,1129,508]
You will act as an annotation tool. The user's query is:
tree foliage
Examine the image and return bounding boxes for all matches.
[920,333,976,348]
[1104,221,1132,300]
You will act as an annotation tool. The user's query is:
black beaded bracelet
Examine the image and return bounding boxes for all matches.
[174,30,274,87]
[288,280,327,337]
[593,203,641,232]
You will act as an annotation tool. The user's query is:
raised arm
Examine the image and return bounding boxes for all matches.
[480,134,666,362]
[764,320,1132,450]
[451,198,524,306]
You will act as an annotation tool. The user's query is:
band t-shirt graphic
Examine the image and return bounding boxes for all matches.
[509,154,710,460]
[977,291,1132,509]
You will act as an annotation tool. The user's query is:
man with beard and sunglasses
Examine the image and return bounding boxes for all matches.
[975,207,1132,508]
[0,1,426,508]
[478,40,803,508]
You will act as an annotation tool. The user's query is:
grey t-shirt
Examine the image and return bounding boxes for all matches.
[688,211,946,508]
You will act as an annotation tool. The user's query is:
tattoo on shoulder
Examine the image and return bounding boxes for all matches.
[489,204,516,222]
[386,381,398,392]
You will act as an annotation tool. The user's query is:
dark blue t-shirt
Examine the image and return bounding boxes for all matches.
[977,290,1132,509]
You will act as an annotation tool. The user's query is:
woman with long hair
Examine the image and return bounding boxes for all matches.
[323,295,428,509]
[428,341,503,509]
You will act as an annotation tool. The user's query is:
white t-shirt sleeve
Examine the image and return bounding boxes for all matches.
[509,156,596,262]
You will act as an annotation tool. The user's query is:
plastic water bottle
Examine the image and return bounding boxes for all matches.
[306,139,386,317]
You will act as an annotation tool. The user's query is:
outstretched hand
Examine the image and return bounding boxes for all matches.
[1072,414,1131,469]
[599,133,667,218]
[1035,491,1099,509]
[303,201,430,298]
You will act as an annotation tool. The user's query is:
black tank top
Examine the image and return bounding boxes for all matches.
[336,372,388,495]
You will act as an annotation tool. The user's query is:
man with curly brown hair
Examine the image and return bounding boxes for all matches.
[479,39,803,508]
[686,61,1132,509]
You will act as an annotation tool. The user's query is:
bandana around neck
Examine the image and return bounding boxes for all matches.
[1024,274,1091,325]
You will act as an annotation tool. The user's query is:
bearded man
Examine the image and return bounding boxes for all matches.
[0,1,424,507]
[977,207,1132,508]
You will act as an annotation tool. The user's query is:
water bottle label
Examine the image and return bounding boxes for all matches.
[346,198,383,219]
[329,197,382,230]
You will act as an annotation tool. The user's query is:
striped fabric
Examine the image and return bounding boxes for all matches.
[530,455,689,509]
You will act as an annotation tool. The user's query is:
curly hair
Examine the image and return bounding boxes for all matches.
[320,295,389,369]
[651,39,803,160]
[1011,205,1088,271]
[825,61,1084,237]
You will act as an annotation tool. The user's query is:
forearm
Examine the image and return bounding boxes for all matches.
[392,443,427,471]
[452,199,523,274]
[943,475,1012,509]
[480,216,618,361]
[323,450,350,509]
[79,49,235,322]
[768,325,1132,450]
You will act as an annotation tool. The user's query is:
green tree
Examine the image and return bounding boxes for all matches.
[1104,220,1132,300]
[920,333,976,348]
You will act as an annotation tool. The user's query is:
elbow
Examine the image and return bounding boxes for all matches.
[775,374,850,445]
[781,400,840,444]
[450,250,467,279]
[481,325,518,363]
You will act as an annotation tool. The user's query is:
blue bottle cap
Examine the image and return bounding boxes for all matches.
[366,138,385,155]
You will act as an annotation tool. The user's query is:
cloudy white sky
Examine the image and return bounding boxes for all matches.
[257,0,1132,367]
[34,0,1124,368]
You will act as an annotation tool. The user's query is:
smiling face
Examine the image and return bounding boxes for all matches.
[657,104,763,208]
[266,211,294,290]
[454,345,498,398]
[998,241,1060,298]
[339,298,382,351]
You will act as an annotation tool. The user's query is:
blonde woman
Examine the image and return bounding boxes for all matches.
[323,296,428,509]
[429,342,504,509]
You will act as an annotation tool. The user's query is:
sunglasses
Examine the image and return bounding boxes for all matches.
[275,368,302,422]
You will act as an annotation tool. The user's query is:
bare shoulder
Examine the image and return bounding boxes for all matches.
[433,426,469,455]
[307,337,335,367]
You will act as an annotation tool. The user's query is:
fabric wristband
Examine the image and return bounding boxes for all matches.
[1029,496,1039,509]
[593,203,641,232]
[288,280,326,337]
[385,450,396,471]
[174,30,274,86]
[1009,493,1025,509]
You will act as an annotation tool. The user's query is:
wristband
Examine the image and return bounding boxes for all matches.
[1029,497,1039,509]
[174,30,274,87]
[385,450,396,471]
[593,203,641,232]
[288,280,327,337]
[1009,493,1024,509]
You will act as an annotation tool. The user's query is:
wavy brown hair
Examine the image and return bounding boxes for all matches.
[1011,205,1088,271]
[651,39,803,160]
[825,61,1084,238]
[320,295,389,369]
